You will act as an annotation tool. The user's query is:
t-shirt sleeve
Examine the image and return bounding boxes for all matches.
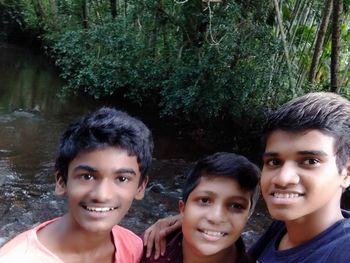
[0,229,62,262]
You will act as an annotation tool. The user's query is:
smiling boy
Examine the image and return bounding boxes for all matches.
[249,92,350,262]
[142,152,260,263]
[0,107,153,262]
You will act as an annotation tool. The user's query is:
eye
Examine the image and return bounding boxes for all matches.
[264,159,281,167]
[80,173,94,181]
[228,202,246,211]
[198,197,211,205]
[301,158,320,166]
[115,175,129,183]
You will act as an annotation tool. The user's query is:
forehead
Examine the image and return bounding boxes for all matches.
[193,176,252,198]
[68,147,140,172]
[265,129,336,155]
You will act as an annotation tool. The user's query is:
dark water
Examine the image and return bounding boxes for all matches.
[0,43,271,248]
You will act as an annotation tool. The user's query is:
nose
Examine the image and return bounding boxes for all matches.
[272,162,300,187]
[206,204,227,224]
[90,179,115,202]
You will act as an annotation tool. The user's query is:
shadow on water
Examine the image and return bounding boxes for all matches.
[0,43,271,248]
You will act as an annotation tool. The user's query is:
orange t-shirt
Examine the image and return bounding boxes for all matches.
[0,218,142,263]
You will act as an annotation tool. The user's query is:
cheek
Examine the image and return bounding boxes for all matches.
[181,216,194,242]
[232,214,249,231]
[260,174,269,193]
[181,206,200,228]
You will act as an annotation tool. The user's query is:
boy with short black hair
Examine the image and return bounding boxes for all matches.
[142,152,260,263]
[0,107,153,262]
[249,92,350,262]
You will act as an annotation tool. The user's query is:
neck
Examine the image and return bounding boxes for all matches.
[280,197,344,250]
[38,215,114,255]
[182,238,237,263]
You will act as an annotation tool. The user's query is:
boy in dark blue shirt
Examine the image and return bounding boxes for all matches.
[248,92,350,262]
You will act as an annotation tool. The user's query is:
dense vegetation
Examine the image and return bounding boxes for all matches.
[1,0,350,148]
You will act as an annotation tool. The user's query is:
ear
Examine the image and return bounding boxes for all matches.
[341,160,350,189]
[134,176,149,200]
[55,172,67,196]
[179,200,185,215]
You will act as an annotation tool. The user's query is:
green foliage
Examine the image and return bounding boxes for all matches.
[51,0,286,120]
[3,0,350,124]
[0,0,25,40]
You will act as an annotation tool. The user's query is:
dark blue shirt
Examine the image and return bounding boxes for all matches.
[249,210,350,262]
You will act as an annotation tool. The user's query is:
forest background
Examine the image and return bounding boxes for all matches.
[1,0,350,161]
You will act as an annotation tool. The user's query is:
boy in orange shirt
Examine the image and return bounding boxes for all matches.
[0,107,153,263]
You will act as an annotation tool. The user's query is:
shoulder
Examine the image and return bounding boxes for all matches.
[140,229,183,263]
[235,237,256,263]
[112,225,143,245]
[112,225,143,262]
[0,229,32,257]
[0,219,62,263]
[305,220,350,262]
[324,217,350,243]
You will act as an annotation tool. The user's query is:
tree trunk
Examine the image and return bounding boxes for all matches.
[48,0,58,30]
[273,0,295,95]
[31,0,45,23]
[150,0,163,57]
[82,0,88,29]
[330,0,342,93]
[110,0,117,19]
[182,0,207,49]
[309,0,333,83]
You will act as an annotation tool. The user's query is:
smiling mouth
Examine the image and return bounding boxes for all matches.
[200,229,227,237]
[82,205,117,212]
[272,192,303,198]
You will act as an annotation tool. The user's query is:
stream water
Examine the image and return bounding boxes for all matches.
[0,43,271,249]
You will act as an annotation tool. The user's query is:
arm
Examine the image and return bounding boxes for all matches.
[143,214,182,259]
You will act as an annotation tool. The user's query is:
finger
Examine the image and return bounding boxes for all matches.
[143,228,150,245]
[153,223,163,260]
[145,230,155,258]
[159,232,166,256]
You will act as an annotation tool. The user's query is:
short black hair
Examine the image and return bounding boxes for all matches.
[263,92,350,171]
[55,107,153,184]
[182,152,260,213]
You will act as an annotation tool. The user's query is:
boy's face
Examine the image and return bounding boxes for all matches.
[261,129,350,223]
[179,176,251,258]
[55,147,147,234]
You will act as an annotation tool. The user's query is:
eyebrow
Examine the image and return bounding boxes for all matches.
[297,150,329,156]
[263,152,278,158]
[73,165,97,173]
[198,191,250,202]
[73,165,137,175]
[263,150,329,158]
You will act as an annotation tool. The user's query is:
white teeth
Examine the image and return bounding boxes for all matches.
[85,206,116,212]
[203,230,225,237]
[273,193,300,198]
